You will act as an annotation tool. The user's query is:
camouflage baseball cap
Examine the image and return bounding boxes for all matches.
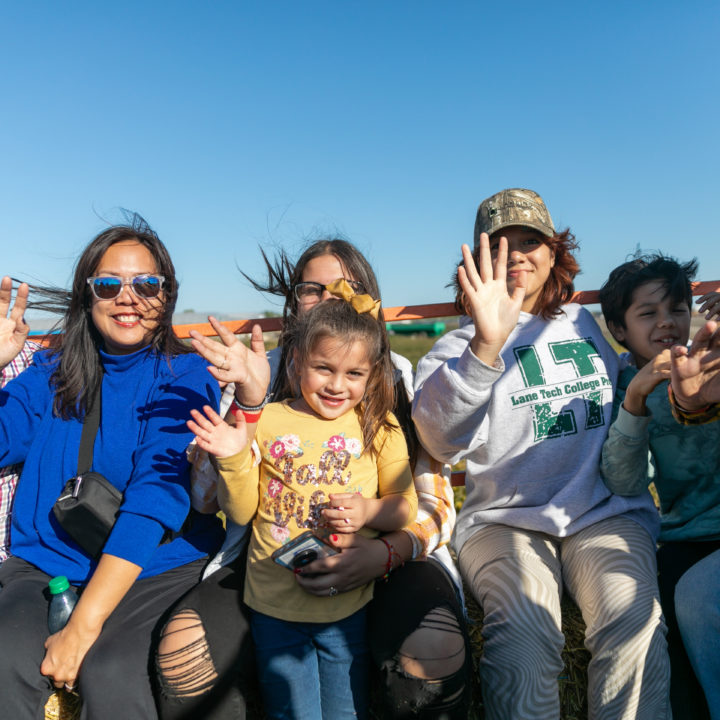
[474,188,555,249]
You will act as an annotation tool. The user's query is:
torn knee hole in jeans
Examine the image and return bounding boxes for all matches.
[397,606,466,679]
[382,655,468,716]
[156,609,218,699]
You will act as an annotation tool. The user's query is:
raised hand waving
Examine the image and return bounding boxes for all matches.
[0,276,30,369]
[458,235,526,366]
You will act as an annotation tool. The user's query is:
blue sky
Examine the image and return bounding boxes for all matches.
[2,1,718,320]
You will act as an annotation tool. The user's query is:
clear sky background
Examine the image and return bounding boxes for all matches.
[2,1,718,321]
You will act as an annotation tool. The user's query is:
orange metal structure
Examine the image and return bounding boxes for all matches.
[170,280,720,339]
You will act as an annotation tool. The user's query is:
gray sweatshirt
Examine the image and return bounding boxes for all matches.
[413,305,659,554]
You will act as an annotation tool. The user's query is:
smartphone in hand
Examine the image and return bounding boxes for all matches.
[271,530,339,570]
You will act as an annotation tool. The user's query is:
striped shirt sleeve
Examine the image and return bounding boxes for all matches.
[402,447,456,559]
[0,341,41,562]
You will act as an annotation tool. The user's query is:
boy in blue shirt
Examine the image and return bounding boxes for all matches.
[599,254,719,720]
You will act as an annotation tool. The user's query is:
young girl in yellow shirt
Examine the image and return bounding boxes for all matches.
[189,282,417,720]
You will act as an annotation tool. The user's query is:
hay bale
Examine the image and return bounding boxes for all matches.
[558,598,590,720]
[464,586,590,719]
[45,689,81,720]
[39,590,587,720]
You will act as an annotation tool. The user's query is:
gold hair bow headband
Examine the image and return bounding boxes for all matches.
[325,278,381,319]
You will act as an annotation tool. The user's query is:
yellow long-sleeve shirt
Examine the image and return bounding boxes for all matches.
[216,401,417,622]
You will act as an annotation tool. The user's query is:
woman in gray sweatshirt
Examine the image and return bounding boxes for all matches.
[413,189,669,720]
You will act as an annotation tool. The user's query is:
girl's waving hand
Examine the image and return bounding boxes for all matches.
[190,317,270,406]
[188,405,249,459]
[458,236,526,366]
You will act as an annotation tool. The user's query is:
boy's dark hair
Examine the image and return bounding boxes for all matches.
[599,252,698,330]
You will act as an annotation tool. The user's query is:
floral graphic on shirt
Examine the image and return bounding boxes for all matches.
[267,434,303,460]
[280,434,301,453]
[267,478,283,498]
[270,523,290,544]
[323,433,362,459]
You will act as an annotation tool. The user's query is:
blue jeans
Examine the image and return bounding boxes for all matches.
[251,609,368,720]
[675,548,720,720]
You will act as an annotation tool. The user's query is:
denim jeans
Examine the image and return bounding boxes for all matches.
[251,608,368,720]
[675,548,720,720]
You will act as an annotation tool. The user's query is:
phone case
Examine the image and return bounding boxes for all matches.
[270,530,339,570]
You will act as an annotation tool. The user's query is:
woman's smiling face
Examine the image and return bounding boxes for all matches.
[490,225,555,314]
[90,240,164,354]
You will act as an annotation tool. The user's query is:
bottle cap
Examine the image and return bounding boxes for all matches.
[48,576,70,594]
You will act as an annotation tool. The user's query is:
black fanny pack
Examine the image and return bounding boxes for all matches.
[53,473,122,559]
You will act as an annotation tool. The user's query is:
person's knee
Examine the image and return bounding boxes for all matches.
[80,637,149,706]
[595,584,663,638]
[155,609,218,699]
[396,607,466,680]
[376,606,470,719]
[484,586,564,653]
[674,566,709,639]
[0,611,48,682]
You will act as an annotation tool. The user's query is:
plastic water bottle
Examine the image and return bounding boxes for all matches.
[48,576,77,634]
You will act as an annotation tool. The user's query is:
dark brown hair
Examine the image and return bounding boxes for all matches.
[33,214,188,418]
[280,299,396,455]
[243,239,380,385]
[599,252,697,331]
[245,238,418,464]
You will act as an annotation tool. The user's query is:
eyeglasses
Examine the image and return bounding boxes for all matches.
[293,279,366,303]
[86,274,165,300]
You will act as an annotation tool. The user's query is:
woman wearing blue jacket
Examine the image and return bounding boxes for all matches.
[0,217,223,719]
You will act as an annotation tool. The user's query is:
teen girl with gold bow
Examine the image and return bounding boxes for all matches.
[187,286,417,720]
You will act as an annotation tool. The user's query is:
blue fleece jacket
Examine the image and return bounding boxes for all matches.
[1,346,223,583]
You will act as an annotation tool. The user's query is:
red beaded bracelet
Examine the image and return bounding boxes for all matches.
[378,537,403,581]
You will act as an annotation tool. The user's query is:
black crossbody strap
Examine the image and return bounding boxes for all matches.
[77,377,102,475]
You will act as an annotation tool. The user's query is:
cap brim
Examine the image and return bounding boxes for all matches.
[474,219,555,248]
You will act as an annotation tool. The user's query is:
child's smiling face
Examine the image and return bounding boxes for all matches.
[293,336,371,420]
[610,280,691,368]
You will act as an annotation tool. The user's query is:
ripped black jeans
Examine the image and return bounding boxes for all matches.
[368,559,471,719]
[154,556,470,719]
[154,557,255,720]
